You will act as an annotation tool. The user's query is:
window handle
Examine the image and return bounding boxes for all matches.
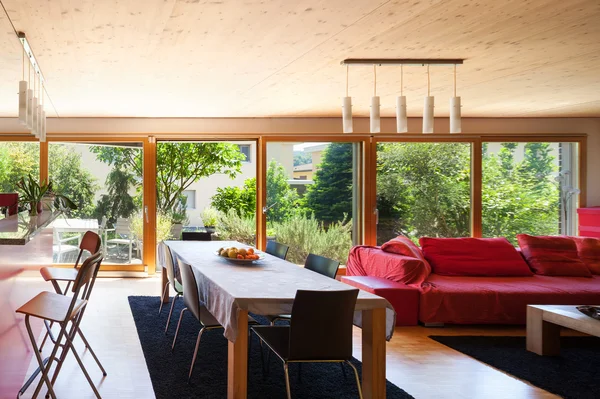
[144,205,149,223]
[373,207,379,225]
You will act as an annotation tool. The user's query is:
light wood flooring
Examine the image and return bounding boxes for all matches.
[0,272,561,399]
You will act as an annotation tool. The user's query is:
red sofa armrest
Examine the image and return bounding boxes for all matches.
[341,276,419,326]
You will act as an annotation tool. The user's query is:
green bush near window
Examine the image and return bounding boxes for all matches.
[215,209,256,245]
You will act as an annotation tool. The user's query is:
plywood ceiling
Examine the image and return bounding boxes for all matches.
[0,0,599,118]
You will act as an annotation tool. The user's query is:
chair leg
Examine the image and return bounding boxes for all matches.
[76,328,107,376]
[159,281,170,314]
[164,294,180,334]
[345,360,363,399]
[188,327,206,383]
[340,362,347,379]
[283,362,292,399]
[172,308,188,351]
[25,316,57,399]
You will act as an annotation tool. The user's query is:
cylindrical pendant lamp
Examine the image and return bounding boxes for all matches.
[31,97,38,137]
[396,65,407,133]
[342,66,353,133]
[422,65,434,133]
[40,110,46,142]
[370,65,380,133]
[449,65,461,133]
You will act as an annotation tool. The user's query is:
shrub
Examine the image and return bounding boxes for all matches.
[210,178,256,217]
[131,211,173,242]
[216,209,255,245]
[200,207,220,227]
[271,213,352,265]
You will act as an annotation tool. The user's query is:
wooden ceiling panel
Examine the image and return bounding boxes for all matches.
[0,0,598,118]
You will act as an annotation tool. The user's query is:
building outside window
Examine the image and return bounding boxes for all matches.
[182,190,196,209]
[238,144,251,162]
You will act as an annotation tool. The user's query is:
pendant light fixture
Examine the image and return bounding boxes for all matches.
[370,65,380,133]
[37,77,44,139]
[423,64,434,134]
[449,64,462,133]
[26,61,33,129]
[396,64,408,133]
[18,48,28,125]
[342,65,353,133]
[31,73,38,137]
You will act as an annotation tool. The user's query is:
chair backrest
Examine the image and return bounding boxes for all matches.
[74,231,101,269]
[71,251,104,301]
[266,240,289,260]
[304,254,340,279]
[114,218,131,236]
[288,289,359,361]
[160,242,178,287]
[177,259,201,321]
[182,231,212,241]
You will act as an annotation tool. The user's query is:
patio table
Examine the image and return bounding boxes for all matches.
[164,240,395,399]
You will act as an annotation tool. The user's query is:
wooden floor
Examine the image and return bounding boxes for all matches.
[0,272,560,399]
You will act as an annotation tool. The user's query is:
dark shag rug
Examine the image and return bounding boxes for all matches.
[128,296,413,399]
[430,335,600,399]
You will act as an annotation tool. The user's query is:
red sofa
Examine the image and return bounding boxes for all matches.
[344,236,600,326]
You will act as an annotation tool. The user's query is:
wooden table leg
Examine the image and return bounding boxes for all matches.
[362,308,386,399]
[161,267,169,304]
[526,306,561,356]
[228,309,248,399]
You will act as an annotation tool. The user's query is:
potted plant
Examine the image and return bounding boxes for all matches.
[169,197,189,239]
[16,174,77,216]
[200,207,219,233]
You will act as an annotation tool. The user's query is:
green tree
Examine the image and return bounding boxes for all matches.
[90,143,244,216]
[293,151,312,166]
[0,142,40,192]
[265,160,299,223]
[211,177,256,217]
[93,168,138,226]
[48,145,99,218]
[304,143,353,223]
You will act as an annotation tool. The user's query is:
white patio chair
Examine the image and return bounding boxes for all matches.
[105,217,135,263]
[52,229,80,263]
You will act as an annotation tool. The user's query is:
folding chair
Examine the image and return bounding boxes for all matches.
[16,251,104,399]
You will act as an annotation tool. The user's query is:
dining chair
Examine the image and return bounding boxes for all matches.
[268,253,340,325]
[266,240,289,260]
[252,289,362,399]
[16,251,105,399]
[105,217,135,262]
[172,258,259,382]
[160,242,184,334]
[182,231,212,241]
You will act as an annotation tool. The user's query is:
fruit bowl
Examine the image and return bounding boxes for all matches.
[215,247,265,264]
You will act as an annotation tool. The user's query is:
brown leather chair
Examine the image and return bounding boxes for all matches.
[252,289,362,399]
[16,251,105,399]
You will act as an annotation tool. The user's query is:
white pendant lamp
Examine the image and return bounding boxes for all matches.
[396,65,408,133]
[40,110,46,142]
[18,50,28,125]
[449,64,462,133]
[370,65,380,133]
[342,65,353,133]
[423,65,434,134]
[26,62,33,129]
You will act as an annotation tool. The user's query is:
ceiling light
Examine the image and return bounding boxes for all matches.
[342,65,353,133]
[18,49,27,125]
[370,65,380,133]
[450,64,461,134]
[423,65,434,134]
[396,65,407,133]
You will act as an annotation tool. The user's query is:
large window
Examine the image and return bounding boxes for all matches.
[48,142,143,266]
[265,141,361,265]
[376,142,472,245]
[482,142,579,244]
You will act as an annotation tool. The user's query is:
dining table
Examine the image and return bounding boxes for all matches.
[163,240,395,399]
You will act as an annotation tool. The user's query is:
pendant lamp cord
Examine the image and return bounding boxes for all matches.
[373,65,377,96]
[427,64,430,97]
[346,65,349,97]
[453,64,457,97]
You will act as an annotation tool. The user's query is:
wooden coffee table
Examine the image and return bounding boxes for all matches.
[526,305,600,355]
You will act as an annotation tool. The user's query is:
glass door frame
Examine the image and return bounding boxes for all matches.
[367,133,587,246]
[45,136,150,272]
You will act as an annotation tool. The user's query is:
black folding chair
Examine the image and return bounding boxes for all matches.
[266,240,289,260]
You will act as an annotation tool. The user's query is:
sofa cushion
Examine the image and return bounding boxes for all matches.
[517,234,592,277]
[419,237,533,277]
[381,236,432,273]
[346,245,430,285]
[573,237,600,275]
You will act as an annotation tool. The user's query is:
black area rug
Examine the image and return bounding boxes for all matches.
[430,335,600,399]
[128,296,413,399]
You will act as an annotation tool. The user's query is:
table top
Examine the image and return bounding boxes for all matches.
[51,218,99,231]
[165,240,395,342]
[529,305,600,336]
[0,210,61,245]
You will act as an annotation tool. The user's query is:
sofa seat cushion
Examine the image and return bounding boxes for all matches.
[419,274,600,325]
[517,234,592,277]
[573,237,600,275]
[341,276,419,326]
[419,237,533,277]
[346,245,430,285]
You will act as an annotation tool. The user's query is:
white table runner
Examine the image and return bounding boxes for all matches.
[164,240,396,342]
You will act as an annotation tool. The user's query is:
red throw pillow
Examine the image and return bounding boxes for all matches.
[419,237,534,276]
[572,237,600,275]
[381,236,432,274]
[517,234,592,277]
